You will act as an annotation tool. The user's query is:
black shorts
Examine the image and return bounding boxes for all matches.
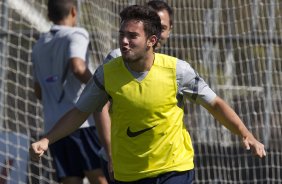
[114,170,195,184]
[49,126,102,181]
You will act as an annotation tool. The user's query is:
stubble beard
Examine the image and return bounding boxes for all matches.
[122,46,148,63]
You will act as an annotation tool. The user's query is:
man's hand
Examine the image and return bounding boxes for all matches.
[108,158,114,181]
[29,138,49,161]
[242,135,266,158]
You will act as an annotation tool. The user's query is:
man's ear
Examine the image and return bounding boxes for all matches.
[147,35,158,47]
[70,6,77,17]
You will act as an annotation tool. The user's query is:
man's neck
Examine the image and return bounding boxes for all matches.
[126,52,155,73]
[53,18,74,27]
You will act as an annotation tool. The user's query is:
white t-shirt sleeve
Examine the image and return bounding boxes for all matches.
[176,59,217,105]
[68,28,89,61]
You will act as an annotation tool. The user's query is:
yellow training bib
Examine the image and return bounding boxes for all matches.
[104,53,194,181]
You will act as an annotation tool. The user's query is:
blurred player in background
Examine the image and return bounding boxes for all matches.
[31,0,108,183]
[30,4,266,184]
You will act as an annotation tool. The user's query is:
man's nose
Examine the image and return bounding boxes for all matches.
[120,36,129,45]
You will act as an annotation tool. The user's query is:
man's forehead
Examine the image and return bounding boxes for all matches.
[120,19,144,26]
[119,19,145,32]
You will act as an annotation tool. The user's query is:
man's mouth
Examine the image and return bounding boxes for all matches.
[121,47,130,53]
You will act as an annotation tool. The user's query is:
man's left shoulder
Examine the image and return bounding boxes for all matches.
[71,27,89,39]
[155,53,178,68]
[156,53,177,59]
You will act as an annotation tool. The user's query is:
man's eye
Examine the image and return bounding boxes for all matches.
[129,35,138,39]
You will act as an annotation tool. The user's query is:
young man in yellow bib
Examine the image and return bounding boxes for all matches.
[30,5,266,184]
[94,1,174,179]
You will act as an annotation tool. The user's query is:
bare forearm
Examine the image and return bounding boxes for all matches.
[94,102,112,159]
[45,107,90,144]
[203,96,252,138]
[70,57,92,84]
[74,69,92,84]
[202,96,266,158]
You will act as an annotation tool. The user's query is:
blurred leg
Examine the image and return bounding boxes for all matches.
[85,168,108,184]
[61,176,83,184]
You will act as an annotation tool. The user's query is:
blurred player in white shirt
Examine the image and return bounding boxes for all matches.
[31,0,108,183]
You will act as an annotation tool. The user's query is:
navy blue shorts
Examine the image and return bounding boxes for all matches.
[49,126,102,181]
[114,170,194,184]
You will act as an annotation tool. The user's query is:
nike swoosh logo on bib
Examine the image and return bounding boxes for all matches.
[127,125,157,137]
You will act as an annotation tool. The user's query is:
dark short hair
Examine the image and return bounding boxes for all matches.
[147,0,173,26]
[47,0,77,22]
[119,5,162,47]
